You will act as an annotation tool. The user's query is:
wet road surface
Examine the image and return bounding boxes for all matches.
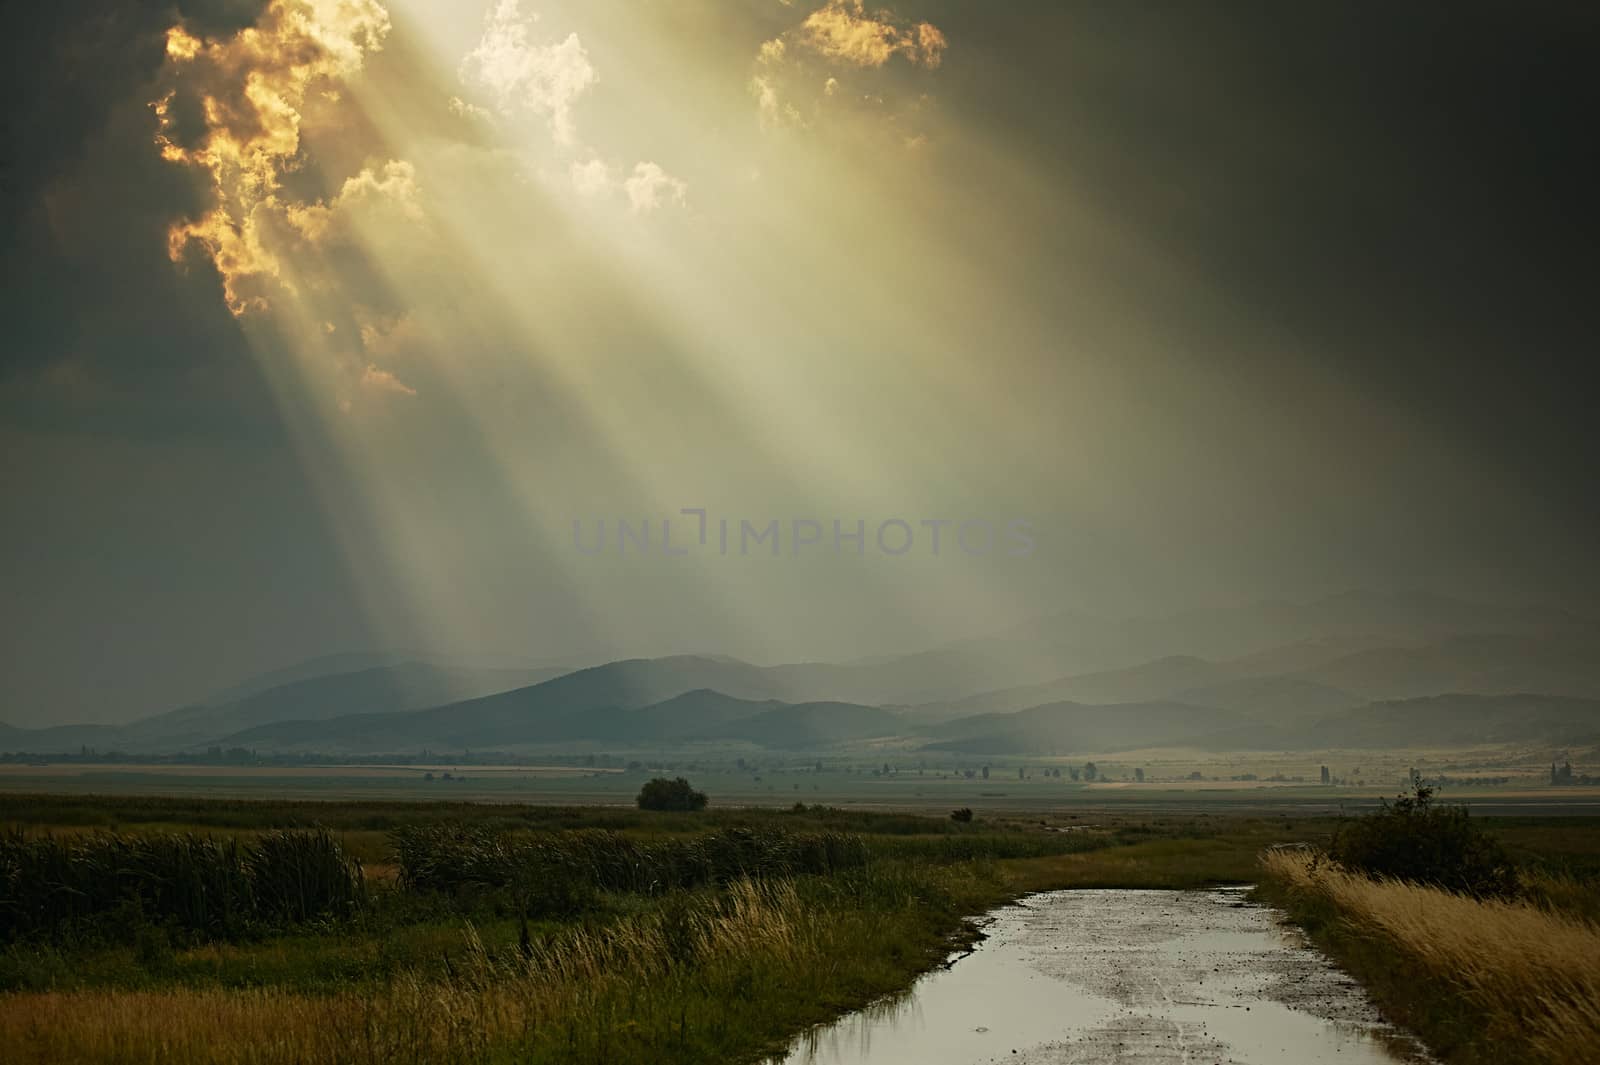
[776,887,1433,1065]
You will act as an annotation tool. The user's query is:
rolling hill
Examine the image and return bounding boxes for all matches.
[218,656,809,751]
[707,701,905,748]
[1292,634,1600,701]
[0,661,571,754]
[1293,694,1600,749]
[910,656,1235,721]
[922,700,1251,755]
[223,679,902,753]
[1168,675,1359,722]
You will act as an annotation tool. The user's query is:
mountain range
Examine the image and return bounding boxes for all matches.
[4,592,1598,758]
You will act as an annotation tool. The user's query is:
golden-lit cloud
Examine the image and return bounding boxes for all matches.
[165,26,202,61]
[460,0,596,145]
[152,0,400,314]
[751,0,946,135]
[794,0,946,69]
[359,363,417,397]
[354,308,422,360]
[285,161,424,244]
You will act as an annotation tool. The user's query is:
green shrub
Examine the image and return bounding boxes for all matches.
[636,777,708,812]
[1331,773,1516,897]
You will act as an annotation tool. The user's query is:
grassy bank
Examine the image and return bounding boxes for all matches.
[0,798,1130,1063]
[1258,849,1600,1065]
[0,864,1021,1064]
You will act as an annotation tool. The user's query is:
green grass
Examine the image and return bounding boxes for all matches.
[0,792,1051,836]
[3,793,1598,1064]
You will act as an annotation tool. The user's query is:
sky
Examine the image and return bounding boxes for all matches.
[3,1,1598,727]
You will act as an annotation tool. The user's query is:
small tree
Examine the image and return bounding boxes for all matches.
[636,776,708,812]
[1331,772,1514,896]
[950,807,974,823]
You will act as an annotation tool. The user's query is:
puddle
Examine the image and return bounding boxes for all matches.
[775,887,1434,1065]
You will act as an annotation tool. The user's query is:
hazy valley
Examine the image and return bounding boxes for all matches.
[7,593,1597,771]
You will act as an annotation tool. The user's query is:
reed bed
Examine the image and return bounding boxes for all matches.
[0,828,363,943]
[1261,848,1600,1064]
[0,868,974,1064]
[391,824,870,912]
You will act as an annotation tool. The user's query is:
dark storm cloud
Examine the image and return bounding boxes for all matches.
[923,0,1599,525]
[4,1,1599,731]
[1,0,282,439]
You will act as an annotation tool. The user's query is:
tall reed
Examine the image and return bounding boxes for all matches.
[390,825,870,913]
[0,827,363,942]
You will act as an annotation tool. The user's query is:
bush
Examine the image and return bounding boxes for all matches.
[949,807,973,823]
[637,777,708,812]
[1331,773,1515,896]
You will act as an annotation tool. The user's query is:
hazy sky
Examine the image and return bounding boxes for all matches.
[3,1,1597,726]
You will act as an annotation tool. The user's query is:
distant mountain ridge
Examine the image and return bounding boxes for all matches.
[8,591,1600,758]
[909,655,1238,721]
[1293,693,1600,749]
[1,661,570,754]
[921,700,1251,755]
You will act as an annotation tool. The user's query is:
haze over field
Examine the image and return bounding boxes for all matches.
[5,591,1598,764]
[3,2,1597,764]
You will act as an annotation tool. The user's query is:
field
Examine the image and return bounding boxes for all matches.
[2,790,1598,1063]
[3,753,1596,817]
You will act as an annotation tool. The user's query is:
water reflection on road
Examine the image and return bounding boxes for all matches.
[776,887,1433,1065]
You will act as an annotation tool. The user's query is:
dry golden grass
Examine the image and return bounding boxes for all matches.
[1262,849,1600,1064]
[0,880,818,1064]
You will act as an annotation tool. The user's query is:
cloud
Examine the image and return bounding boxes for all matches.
[359,363,417,397]
[453,4,686,216]
[152,0,400,314]
[751,73,804,130]
[354,309,422,359]
[568,157,688,210]
[751,0,946,134]
[460,0,596,145]
[285,160,424,244]
[623,162,688,213]
[448,95,493,121]
[794,0,946,69]
[570,157,617,197]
